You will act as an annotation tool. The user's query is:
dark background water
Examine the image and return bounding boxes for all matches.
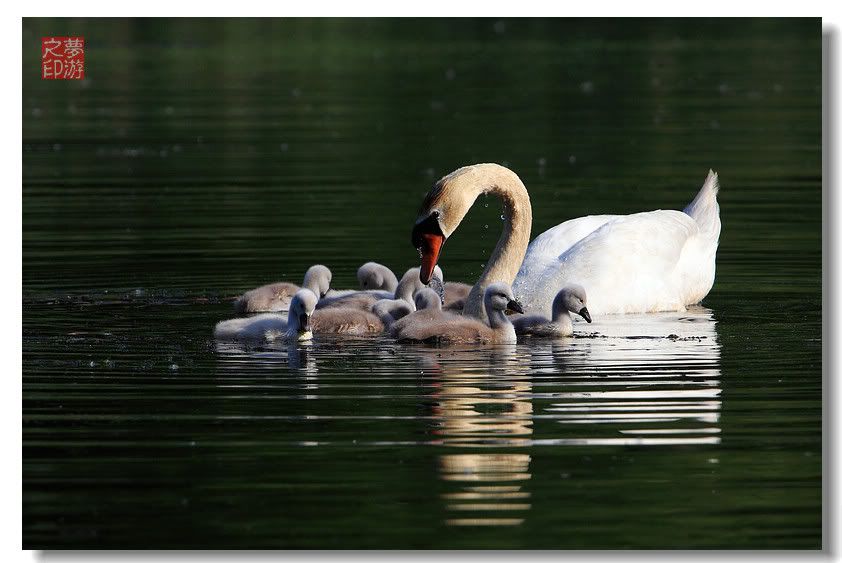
[22,18,822,548]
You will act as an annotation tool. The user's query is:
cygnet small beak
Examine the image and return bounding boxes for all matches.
[579,307,592,323]
[507,300,525,314]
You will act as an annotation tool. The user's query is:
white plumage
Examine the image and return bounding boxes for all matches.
[513,170,720,316]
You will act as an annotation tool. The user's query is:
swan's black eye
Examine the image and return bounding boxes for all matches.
[432,210,440,218]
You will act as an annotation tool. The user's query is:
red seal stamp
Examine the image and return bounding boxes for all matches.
[41,37,85,80]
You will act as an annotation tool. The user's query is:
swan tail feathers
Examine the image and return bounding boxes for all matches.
[683,169,721,239]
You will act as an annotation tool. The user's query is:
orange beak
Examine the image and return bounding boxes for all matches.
[419,232,444,284]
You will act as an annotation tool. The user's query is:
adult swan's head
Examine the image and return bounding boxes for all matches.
[411,163,533,321]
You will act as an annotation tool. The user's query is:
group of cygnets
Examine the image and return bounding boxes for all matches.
[214,262,592,345]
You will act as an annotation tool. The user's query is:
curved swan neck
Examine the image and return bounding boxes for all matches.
[552,308,574,335]
[487,307,512,330]
[394,277,417,306]
[552,307,572,324]
[285,309,301,337]
[460,165,532,318]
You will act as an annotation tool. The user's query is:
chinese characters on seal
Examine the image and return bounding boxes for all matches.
[42,37,85,80]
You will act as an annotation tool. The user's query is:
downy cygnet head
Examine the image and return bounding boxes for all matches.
[357,262,399,291]
[289,289,319,340]
[414,288,443,312]
[484,282,524,315]
[302,265,332,298]
[552,284,591,323]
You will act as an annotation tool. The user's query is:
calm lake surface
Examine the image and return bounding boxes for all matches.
[22,18,822,549]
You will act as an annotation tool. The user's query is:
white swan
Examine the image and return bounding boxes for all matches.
[512,285,591,337]
[215,289,317,341]
[394,283,523,345]
[411,163,720,319]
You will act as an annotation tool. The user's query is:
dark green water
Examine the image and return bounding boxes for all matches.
[22,18,822,548]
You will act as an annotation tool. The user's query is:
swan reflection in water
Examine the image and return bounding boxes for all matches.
[212,306,721,527]
[214,339,319,394]
[410,305,721,527]
[415,345,534,527]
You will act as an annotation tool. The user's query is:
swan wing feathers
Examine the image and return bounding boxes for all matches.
[516,210,699,315]
[515,214,618,294]
[561,210,698,312]
[682,169,720,237]
[524,214,619,260]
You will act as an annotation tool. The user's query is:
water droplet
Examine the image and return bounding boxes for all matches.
[500,214,506,221]
[483,224,488,229]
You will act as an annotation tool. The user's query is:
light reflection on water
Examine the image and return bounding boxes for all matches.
[421,347,534,527]
[211,306,720,527]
